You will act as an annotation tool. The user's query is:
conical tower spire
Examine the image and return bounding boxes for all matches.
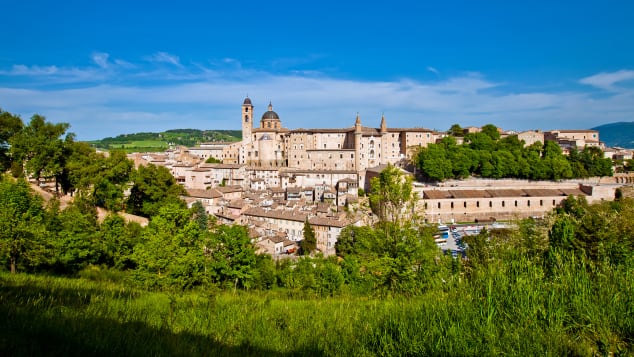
[380,113,387,134]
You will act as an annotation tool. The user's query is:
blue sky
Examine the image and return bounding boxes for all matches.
[1,0,633,140]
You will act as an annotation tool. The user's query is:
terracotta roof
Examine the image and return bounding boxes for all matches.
[280,168,358,175]
[549,129,599,133]
[289,128,354,134]
[199,163,245,169]
[308,216,349,228]
[283,240,297,248]
[522,189,566,197]
[214,211,238,220]
[559,188,586,196]
[216,186,243,193]
[486,189,526,198]
[422,187,588,200]
[243,207,308,222]
[267,236,285,244]
[186,188,222,199]
[252,128,289,133]
[246,167,280,171]
[423,190,452,199]
[227,199,246,209]
[337,178,358,184]
[449,190,492,199]
[387,128,434,133]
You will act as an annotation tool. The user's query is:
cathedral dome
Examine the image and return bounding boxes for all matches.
[261,102,280,120]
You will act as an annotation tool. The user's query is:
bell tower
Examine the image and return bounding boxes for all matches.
[242,96,253,143]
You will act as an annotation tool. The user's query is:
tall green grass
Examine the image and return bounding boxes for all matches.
[1,258,632,356]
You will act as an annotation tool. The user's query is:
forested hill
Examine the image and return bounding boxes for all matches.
[592,122,634,148]
[89,129,242,151]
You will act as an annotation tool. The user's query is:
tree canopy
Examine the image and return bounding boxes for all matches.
[414,126,613,181]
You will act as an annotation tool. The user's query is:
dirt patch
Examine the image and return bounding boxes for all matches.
[29,182,73,209]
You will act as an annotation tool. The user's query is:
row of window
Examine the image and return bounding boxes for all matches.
[426,199,558,209]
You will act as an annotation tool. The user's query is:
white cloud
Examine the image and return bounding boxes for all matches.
[580,69,634,91]
[2,60,634,140]
[6,64,60,75]
[147,52,182,67]
[426,66,439,75]
[0,64,107,83]
[92,52,110,68]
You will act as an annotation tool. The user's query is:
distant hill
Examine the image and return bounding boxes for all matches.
[89,129,242,152]
[592,122,634,148]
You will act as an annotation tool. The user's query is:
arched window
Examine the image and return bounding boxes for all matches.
[245,115,249,122]
[369,150,375,159]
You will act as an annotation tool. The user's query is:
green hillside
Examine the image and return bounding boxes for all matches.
[89,129,242,152]
[592,122,634,148]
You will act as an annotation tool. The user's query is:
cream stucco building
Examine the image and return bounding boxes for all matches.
[222,97,440,188]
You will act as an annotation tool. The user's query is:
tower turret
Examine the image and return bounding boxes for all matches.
[242,97,253,142]
[354,113,362,170]
[380,113,387,134]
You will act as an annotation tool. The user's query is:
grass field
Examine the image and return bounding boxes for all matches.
[124,140,168,148]
[1,258,632,356]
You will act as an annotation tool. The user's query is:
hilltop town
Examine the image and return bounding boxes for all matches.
[126,97,634,257]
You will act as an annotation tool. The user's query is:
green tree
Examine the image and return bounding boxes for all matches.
[99,214,143,270]
[415,143,453,181]
[0,109,24,173]
[0,175,49,273]
[448,123,464,137]
[126,164,186,217]
[9,115,72,191]
[253,254,277,289]
[481,124,501,141]
[132,203,205,290]
[205,156,222,164]
[52,202,101,274]
[206,224,257,289]
[299,218,316,255]
[549,215,576,252]
[369,164,416,224]
[191,201,209,231]
[580,146,613,177]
